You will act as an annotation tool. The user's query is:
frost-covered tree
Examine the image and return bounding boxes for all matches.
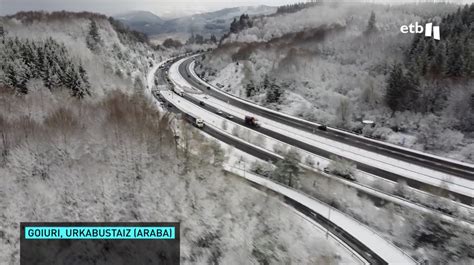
[86,20,102,51]
[326,156,356,180]
[334,97,351,128]
[264,76,283,104]
[386,64,404,113]
[210,34,217,44]
[364,11,378,35]
[385,63,419,113]
[272,149,300,187]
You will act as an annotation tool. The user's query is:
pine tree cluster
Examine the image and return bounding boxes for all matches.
[385,4,474,113]
[0,37,91,98]
[407,4,474,78]
[230,14,253,34]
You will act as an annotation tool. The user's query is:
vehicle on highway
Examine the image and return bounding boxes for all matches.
[324,167,355,181]
[217,110,224,115]
[173,86,184,96]
[199,101,205,106]
[206,86,211,90]
[318,125,327,131]
[244,116,260,128]
[195,119,205,128]
[203,96,209,99]
[226,114,234,119]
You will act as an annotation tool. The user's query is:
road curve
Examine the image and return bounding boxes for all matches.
[156,93,394,265]
[180,56,474,180]
[174,56,473,205]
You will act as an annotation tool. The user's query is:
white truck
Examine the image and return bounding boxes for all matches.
[195,119,204,128]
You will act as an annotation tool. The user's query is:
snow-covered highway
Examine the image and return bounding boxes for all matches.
[147,59,418,265]
[172,55,474,205]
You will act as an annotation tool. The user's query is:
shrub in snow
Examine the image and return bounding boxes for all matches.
[371,126,393,140]
[304,156,315,167]
[272,143,287,156]
[250,161,273,178]
[461,144,474,162]
[372,179,394,194]
[393,180,411,199]
[231,126,241,137]
[326,156,356,179]
[221,120,228,131]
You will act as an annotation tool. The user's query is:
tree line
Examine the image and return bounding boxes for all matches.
[276,1,322,14]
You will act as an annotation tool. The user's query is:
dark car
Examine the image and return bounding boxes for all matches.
[207,86,211,90]
[199,101,205,106]
[318,125,327,131]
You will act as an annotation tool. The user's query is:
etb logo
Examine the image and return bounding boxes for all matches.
[400,22,440,40]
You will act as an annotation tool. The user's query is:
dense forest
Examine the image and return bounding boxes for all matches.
[386,4,474,130]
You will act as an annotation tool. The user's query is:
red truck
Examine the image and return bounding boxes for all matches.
[244,116,260,128]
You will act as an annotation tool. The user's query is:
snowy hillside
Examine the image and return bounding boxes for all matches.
[0,11,159,99]
[196,3,474,162]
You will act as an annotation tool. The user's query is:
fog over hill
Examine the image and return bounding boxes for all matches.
[114,6,277,38]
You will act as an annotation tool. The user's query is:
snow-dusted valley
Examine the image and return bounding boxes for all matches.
[1,2,474,265]
[0,11,356,264]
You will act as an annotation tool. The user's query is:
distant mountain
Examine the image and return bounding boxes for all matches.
[114,10,163,24]
[114,6,277,37]
[113,10,165,34]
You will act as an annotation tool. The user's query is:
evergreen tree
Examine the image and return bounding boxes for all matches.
[447,39,465,77]
[78,64,91,97]
[194,34,204,44]
[230,18,239,33]
[86,20,101,51]
[430,42,447,76]
[385,63,404,113]
[264,76,282,103]
[273,150,300,188]
[365,11,378,35]
[403,68,420,111]
[210,35,217,44]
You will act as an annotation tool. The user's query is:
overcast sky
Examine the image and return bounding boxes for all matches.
[0,0,472,17]
[0,0,303,17]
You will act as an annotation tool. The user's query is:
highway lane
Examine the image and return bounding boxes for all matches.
[156,59,474,223]
[180,57,474,181]
[171,58,473,205]
[180,86,472,205]
[155,90,387,265]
